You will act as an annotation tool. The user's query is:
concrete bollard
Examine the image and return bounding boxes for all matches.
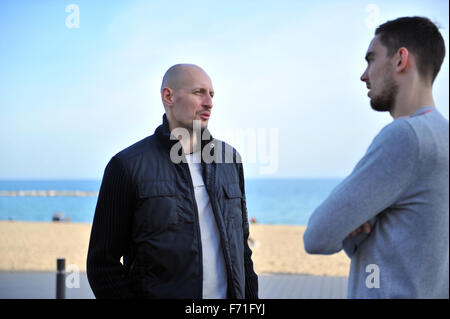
[56,258,66,299]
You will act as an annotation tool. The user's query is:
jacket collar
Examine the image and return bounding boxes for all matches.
[155,114,217,191]
[154,114,214,153]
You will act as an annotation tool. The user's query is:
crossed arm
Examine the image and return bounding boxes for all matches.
[303,120,418,255]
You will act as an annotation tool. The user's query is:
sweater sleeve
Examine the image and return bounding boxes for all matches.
[86,156,136,298]
[342,216,377,257]
[303,119,419,255]
[238,162,259,299]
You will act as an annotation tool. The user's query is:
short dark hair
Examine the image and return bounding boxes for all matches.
[375,16,446,83]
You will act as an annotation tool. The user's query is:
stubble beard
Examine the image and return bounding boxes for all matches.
[370,71,399,112]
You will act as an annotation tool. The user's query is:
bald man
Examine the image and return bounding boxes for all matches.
[87,64,259,299]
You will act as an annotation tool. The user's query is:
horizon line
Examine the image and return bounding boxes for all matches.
[0,176,345,181]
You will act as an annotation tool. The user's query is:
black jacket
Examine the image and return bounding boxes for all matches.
[87,115,258,299]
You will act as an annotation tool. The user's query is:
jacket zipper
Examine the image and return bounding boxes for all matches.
[202,146,235,298]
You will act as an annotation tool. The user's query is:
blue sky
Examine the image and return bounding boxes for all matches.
[0,0,448,179]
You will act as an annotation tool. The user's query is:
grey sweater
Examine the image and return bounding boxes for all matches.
[303,106,449,298]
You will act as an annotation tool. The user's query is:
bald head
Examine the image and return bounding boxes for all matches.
[160,64,208,92]
[160,63,214,132]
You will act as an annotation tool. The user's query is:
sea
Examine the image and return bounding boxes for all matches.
[0,179,342,225]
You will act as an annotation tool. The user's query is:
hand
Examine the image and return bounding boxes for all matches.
[347,221,371,238]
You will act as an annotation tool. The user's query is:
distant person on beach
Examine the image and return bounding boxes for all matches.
[304,17,449,298]
[52,212,60,222]
[87,64,258,299]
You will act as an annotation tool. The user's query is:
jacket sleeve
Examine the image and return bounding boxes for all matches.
[86,156,136,298]
[303,119,419,255]
[238,162,259,299]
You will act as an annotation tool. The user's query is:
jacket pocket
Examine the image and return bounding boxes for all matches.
[138,180,176,198]
[134,181,179,234]
[222,183,243,224]
[223,183,243,199]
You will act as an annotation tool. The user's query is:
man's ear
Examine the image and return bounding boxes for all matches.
[161,87,174,106]
[395,47,409,73]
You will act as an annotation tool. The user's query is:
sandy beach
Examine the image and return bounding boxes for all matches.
[0,221,350,277]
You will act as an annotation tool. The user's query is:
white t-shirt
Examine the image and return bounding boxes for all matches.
[186,151,228,299]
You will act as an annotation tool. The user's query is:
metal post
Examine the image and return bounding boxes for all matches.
[56,258,66,299]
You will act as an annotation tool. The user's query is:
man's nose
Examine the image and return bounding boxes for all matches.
[203,94,213,108]
[360,68,369,82]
